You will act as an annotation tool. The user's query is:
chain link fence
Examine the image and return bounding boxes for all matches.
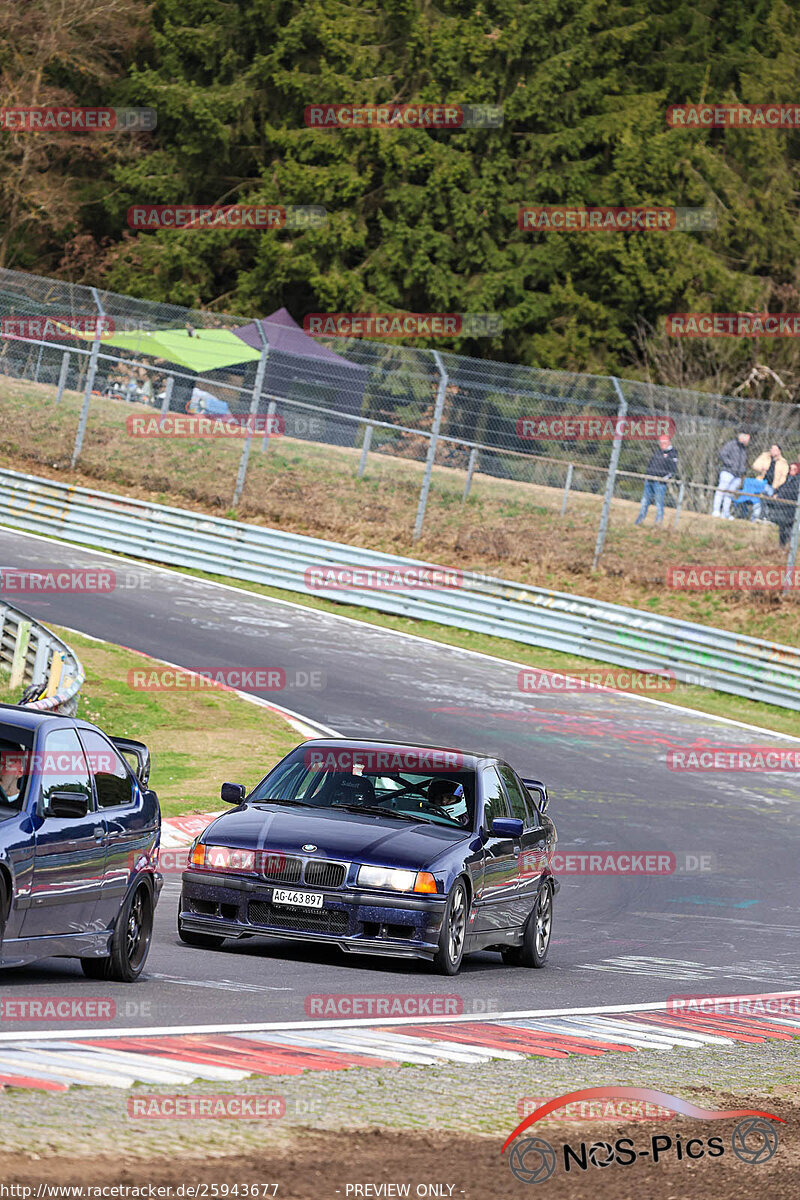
[1,266,800,586]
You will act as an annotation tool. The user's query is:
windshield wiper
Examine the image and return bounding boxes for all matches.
[336,804,427,823]
[253,797,315,808]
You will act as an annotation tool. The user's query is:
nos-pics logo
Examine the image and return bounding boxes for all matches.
[502,1087,782,1183]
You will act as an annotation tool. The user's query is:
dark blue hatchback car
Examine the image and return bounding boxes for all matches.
[0,704,162,980]
[179,739,558,975]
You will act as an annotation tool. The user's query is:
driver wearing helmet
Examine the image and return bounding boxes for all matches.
[427,778,469,826]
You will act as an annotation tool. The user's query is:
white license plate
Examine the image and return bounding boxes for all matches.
[272,888,324,909]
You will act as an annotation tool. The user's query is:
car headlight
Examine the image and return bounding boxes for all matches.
[357,865,437,893]
[191,843,256,872]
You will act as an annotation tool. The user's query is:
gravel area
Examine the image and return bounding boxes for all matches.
[0,1040,797,1159]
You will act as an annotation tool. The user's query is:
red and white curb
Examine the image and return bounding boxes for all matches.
[1,997,799,1091]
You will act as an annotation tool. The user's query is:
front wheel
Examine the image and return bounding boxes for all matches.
[432,880,468,976]
[503,881,553,968]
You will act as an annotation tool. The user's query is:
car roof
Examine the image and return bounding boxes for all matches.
[301,738,495,770]
[0,703,97,733]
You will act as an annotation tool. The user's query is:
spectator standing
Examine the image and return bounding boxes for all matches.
[712,431,750,519]
[751,443,789,520]
[770,462,800,546]
[635,433,679,526]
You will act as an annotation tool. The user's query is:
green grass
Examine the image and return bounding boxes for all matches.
[2,628,301,818]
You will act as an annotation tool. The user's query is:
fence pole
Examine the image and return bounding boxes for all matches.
[357,423,373,478]
[783,493,800,593]
[592,377,628,570]
[233,340,269,507]
[55,351,70,405]
[34,342,44,383]
[462,447,478,502]
[413,350,448,541]
[261,398,278,452]
[673,480,685,528]
[561,462,574,515]
[159,375,174,420]
[70,287,104,468]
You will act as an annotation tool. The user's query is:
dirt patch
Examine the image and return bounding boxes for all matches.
[0,1102,795,1200]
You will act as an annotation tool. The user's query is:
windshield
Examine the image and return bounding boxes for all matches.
[249,750,475,830]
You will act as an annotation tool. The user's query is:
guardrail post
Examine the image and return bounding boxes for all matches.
[9,620,31,690]
[561,462,574,515]
[673,480,685,528]
[261,398,278,452]
[783,492,800,592]
[413,350,448,541]
[462,447,478,502]
[71,288,105,468]
[592,377,628,570]
[233,341,269,507]
[55,351,70,404]
[159,375,174,420]
[357,423,373,478]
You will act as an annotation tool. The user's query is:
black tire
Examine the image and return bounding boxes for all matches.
[432,879,469,976]
[504,880,553,968]
[178,923,226,949]
[81,881,154,982]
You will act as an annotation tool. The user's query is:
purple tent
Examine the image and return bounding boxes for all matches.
[233,309,366,446]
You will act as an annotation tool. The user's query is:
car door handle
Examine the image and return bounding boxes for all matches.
[93,826,105,841]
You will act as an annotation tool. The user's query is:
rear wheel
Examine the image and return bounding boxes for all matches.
[432,880,468,976]
[81,881,154,982]
[502,881,553,968]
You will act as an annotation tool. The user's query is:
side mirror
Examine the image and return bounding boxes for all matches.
[221,782,246,805]
[44,790,90,819]
[522,778,549,814]
[491,816,523,839]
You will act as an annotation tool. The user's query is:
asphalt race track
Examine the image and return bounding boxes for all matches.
[1,527,799,1032]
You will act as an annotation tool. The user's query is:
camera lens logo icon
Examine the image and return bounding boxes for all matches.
[508,1137,558,1184]
[730,1117,779,1164]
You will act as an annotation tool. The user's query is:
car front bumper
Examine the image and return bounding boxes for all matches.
[180,868,448,960]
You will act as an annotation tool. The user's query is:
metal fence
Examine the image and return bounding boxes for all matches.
[1,265,800,573]
[0,467,798,712]
[0,599,84,715]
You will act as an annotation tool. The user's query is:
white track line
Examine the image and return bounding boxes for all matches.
[2,990,798,1044]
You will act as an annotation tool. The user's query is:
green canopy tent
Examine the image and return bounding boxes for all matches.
[63,325,263,372]
[62,324,264,412]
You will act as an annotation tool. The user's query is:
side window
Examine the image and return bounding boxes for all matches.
[80,730,135,809]
[481,766,510,826]
[40,728,92,812]
[499,765,536,828]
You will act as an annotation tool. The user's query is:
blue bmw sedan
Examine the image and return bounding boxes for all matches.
[0,704,162,980]
[179,739,558,975]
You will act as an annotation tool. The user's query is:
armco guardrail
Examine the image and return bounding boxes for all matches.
[0,466,798,711]
[0,596,84,715]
